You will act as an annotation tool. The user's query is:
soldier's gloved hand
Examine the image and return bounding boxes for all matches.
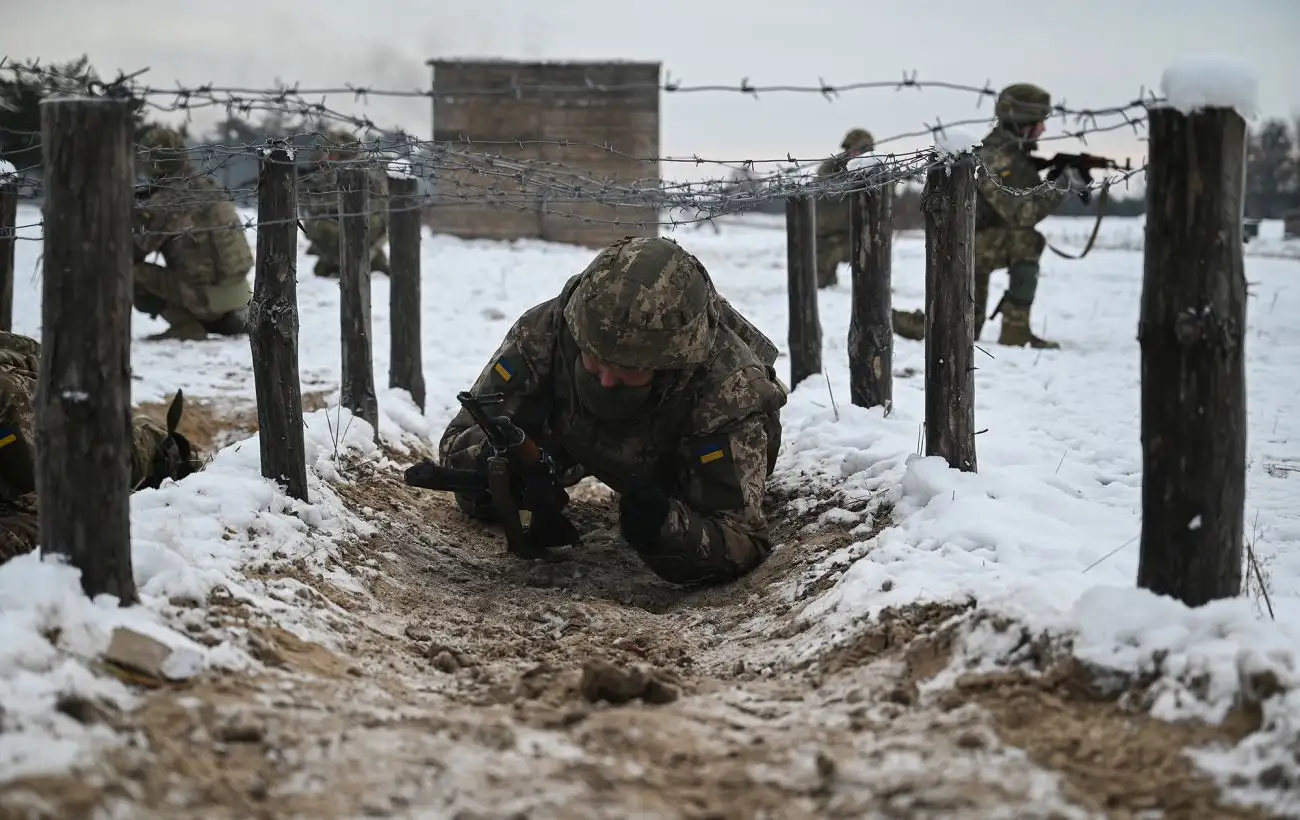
[1052,166,1087,192]
[618,484,671,549]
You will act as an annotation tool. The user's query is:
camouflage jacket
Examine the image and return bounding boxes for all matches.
[0,332,177,504]
[974,126,1065,231]
[814,153,854,238]
[438,274,788,585]
[135,175,253,286]
[298,162,389,239]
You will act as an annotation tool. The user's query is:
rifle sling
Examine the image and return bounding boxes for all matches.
[1046,181,1109,261]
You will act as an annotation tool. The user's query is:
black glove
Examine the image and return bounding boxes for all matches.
[618,484,671,548]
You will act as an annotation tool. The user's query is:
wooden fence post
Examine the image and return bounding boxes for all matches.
[785,194,821,389]
[386,172,426,412]
[339,166,379,437]
[248,142,309,502]
[921,153,978,473]
[0,167,16,332]
[1137,104,1248,606]
[848,171,893,409]
[35,98,136,602]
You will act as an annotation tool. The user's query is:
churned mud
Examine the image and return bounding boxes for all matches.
[1,421,1275,820]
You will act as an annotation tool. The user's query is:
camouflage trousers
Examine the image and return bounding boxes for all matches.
[302,218,390,279]
[973,227,1047,318]
[134,262,252,336]
[815,232,848,288]
[0,493,38,565]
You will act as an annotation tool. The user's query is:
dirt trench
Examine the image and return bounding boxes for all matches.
[0,435,1283,819]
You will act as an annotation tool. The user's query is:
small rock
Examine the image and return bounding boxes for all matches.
[104,624,205,682]
[404,624,433,643]
[884,686,914,706]
[215,718,264,744]
[956,730,986,750]
[55,693,115,726]
[579,660,679,705]
[346,665,363,677]
[431,650,460,673]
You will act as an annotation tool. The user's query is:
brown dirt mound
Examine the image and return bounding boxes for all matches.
[1,457,1283,819]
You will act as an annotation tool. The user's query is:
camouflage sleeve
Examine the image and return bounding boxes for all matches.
[437,297,562,472]
[136,187,192,257]
[640,365,786,585]
[975,143,1065,228]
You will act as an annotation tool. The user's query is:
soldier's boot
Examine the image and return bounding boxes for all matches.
[147,309,209,342]
[996,300,1061,349]
[892,308,926,341]
[202,307,249,337]
[313,258,340,278]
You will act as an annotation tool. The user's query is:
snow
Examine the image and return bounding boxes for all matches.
[934,126,983,158]
[3,202,1299,811]
[846,155,882,173]
[1160,54,1260,119]
[0,159,15,178]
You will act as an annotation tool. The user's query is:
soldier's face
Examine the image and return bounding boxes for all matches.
[1027,122,1046,141]
[580,352,654,388]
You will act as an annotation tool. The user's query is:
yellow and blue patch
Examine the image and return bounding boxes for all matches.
[493,358,515,383]
[0,428,16,450]
[696,443,726,464]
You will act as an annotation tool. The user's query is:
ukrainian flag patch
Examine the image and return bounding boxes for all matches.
[696,444,726,464]
[0,429,16,450]
[493,358,514,382]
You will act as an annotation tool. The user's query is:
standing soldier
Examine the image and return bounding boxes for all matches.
[133,124,254,341]
[894,83,1084,347]
[299,129,391,279]
[814,128,927,340]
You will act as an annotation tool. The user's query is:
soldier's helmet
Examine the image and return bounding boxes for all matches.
[563,236,718,371]
[995,83,1053,126]
[136,123,189,179]
[841,128,875,153]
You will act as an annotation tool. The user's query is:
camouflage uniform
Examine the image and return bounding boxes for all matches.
[971,83,1067,348]
[814,129,927,339]
[815,128,874,289]
[299,130,390,279]
[0,332,202,566]
[892,84,1069,348]
[134,124,253,341]
[438,236,789,587]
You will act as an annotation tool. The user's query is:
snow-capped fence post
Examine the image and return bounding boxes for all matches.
[1137,57,1252,606]
[338,166,380,440]
[921,150,978,473]
[0,168,16,332]
[847,169,893,409]
[35,96,138,602]
[785,194,822,389]
[386,170,426,412]
[249,141,310,502]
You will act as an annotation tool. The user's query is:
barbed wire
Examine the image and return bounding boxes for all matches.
[0,60,1151,243]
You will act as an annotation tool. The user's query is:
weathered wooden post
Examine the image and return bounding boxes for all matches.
[785,194,821,389]
[0,163,16,332]
[35,97,136,601]
[847,167,894,409]
[1137,72,1250,606]
[248,141,309,502]
[921,151,978,472]
[386,170,426,412]
[339,166,379,437]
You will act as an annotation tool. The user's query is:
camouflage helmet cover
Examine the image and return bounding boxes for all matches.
[136,123,188,178]
[562,236,718,371]
[996,83,1053,126]
[841,128,875,152]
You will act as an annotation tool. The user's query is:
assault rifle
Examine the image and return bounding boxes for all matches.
[1029,152,1132,205]
[403,391,579,558]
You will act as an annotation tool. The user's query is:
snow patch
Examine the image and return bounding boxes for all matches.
[935,127,983,158]
[1160,54,1259,119]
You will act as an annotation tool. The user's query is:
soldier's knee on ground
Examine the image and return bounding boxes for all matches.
[0,505,39,565]
[454,489,502,522]
[634,543,742,587]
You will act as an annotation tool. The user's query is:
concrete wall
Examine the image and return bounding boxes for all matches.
[425,59,661,249]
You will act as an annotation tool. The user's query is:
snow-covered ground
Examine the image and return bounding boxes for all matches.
[2,204,1298,815]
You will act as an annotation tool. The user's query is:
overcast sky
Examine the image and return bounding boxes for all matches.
[5,0,1298,186]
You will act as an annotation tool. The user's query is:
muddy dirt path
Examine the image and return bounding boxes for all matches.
[2,443,1273,819]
